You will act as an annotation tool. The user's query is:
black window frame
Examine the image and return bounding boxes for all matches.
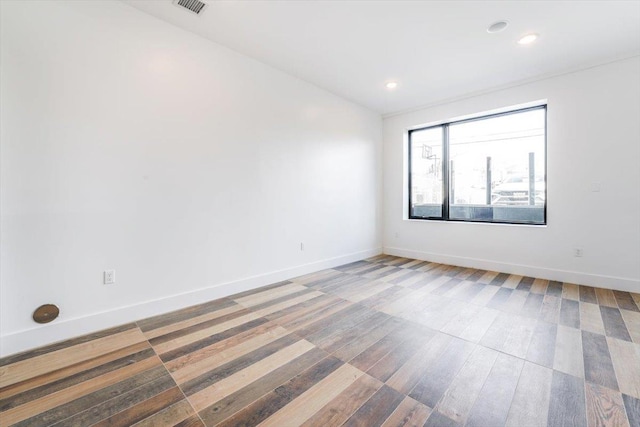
[407,105,547,225]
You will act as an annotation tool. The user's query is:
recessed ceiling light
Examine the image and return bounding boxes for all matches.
[385,81,398,90]
[487,21,508,33]
[518,33,539,45]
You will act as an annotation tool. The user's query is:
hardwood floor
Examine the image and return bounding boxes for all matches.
[1,255,639,426]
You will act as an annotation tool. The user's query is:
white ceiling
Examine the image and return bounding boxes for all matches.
[124,1,640,116]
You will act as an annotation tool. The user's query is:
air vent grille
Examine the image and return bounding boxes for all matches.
[174,0,207,15]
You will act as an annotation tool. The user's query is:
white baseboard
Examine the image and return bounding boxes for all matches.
[0,248,382,358]
[384,246,640,293]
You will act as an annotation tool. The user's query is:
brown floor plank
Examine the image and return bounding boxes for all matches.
[1,256,638,427]
[585,382,630,427]
[132,399,198,427]
[342,384,405,427]
[214,355,344,427]
[91,386,185,427]
[6,366,168,427]
[596,288,618,308]
[580,286,599,304]
[52,374,178,426]
[196,347,327,426]
[301,374,382,427]
[380,396,431,427]
[259,363,364,426]
[613,291,640,312]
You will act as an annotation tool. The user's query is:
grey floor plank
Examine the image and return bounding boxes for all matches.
[554,324,585,378]
[560,298,581,329]
[526,320,557,368]
[582,330,619,391]
[423,411,461,427]
[465,353,523,427]
[505,361,553,427]
[622,394,640,427]
[600,306,633,342]
[408,338,475,408]
[547,370,587,427]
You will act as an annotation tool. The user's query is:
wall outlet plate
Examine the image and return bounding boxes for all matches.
[104,270,115,284]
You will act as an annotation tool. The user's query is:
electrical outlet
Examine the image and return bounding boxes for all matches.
[104,270,115,284]
[300,242,304,251]
[573,248,583,258]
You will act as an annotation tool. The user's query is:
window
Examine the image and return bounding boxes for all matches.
[408,105,546,224]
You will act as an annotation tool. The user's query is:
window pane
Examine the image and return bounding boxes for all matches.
[448,108,546,223]
[410,126,443,218]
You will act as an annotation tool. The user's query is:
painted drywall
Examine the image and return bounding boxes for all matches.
[383,56,640,292]
[0,0,382,356]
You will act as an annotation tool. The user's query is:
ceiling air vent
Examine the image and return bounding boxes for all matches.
[173,0,207,15]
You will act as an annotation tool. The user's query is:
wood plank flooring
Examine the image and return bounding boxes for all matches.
[1,255,639,426]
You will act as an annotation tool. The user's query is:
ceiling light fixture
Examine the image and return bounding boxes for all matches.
[487,21,508,33]
[385,81,398,90]
[517,33,539,45]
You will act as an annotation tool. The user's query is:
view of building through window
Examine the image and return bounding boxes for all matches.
[409,106,546,224]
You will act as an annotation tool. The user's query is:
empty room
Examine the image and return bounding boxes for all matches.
[1,1,639,426]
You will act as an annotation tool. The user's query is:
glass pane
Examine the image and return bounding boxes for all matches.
[448,108,546,223]
[410,126,444,218]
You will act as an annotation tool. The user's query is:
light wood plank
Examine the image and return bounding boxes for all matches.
[502,275,523,289]
[562,283,580,301]
[153,312,262,354]
[170,326,290,384]
[0,355,162,426]
[596,288,618,307]
[530,278,549,295]
[505,361,553,427]
[477,271,499,284]
[436,346,498,424]
[581,302,606,335]
[386,333,452,395]
[301,374,382,427]
[259,363,364,427]
[381,396,431,427]
[620,309,640,344]
[144,305,244,340]
[189,339,315,411]
[553,324,585,378]
[0,327,147,388]
[607,337,640,399]
[585,382,630,427]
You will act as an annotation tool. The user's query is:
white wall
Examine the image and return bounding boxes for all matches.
[0,1,382,356]
[383,57,640,292]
